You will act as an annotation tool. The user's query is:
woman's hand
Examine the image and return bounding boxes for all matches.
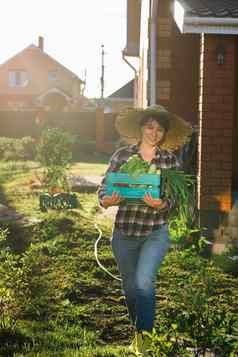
[143,193,168,210]
[101,191,123,209]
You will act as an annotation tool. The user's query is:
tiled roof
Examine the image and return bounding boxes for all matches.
[179,0,238,18]
[108,80,134,99]
[0,44,84,83]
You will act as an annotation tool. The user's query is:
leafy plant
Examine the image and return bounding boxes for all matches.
[20,136,37,160]
[0,136,36,161]
[162,168,198,243]
[177,273,237,356]
[157,250,238,356]
[119,154,151,178]
[119,156,200,243]
[36,127,75,193]
[146,325,190,356]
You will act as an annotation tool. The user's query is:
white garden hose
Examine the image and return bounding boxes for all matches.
[94,223,121,281]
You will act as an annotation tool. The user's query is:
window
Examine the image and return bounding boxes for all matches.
[8,70,28,87]
[48,71,57,81]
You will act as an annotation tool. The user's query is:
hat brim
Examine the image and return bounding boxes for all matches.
[115,108,192,151]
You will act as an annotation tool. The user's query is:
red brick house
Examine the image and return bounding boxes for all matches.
[0,36,85,112]
[124,0,238,238]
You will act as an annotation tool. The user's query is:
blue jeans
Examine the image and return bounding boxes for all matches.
[111,224,170,332]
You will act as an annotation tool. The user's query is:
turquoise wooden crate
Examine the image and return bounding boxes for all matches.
[106,173,161,199]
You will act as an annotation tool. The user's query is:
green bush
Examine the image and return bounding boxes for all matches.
[146,325,191,356]
[36,127,75,193]
[0,136,36,161]
[20,136,37,160]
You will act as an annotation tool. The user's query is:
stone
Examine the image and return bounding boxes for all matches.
[228,201,238,227]
[30,181,42,190]
[68,175,99,193]
[0,203,9,213]
[0,212,24,221]
[212,226,231,254]
[0,203,24,221]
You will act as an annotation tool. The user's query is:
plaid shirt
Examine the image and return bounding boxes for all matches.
[98,144,180,237]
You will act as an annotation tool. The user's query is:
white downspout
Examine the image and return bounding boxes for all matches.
[150,0,158,106]
[122,50,138,107]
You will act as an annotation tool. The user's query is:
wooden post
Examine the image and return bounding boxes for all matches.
[96,106,105,152]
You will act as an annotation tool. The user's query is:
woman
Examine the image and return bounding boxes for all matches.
[98,105,191,355]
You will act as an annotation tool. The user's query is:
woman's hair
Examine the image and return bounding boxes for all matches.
[139,112,170,132]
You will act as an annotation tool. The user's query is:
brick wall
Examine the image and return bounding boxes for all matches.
[0,108,118,154]
[0,111,97,139]
[95,107,118,153]
[156,0,200,125]
[198,34,236,215]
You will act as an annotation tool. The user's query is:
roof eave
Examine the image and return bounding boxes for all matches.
[174,1,238,34]
[182,22,238,34]
[184,16,238,34]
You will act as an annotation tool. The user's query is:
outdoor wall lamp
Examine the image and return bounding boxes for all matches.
[216,43,226,65]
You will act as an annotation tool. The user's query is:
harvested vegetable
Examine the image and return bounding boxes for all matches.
[119,154,197,242]
[162,168,197,242]
[119,154,150,178]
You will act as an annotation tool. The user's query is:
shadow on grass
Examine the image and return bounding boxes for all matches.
[0,163,34,253]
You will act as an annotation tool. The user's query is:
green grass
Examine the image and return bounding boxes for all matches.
[0,157,108,217]
[70,162,107,176]
[0,159,238,356]
[14,346,131,357]
[0,157,108,183]
[71,152,110,176]
[1,208,238,356]
[0,208,131,356]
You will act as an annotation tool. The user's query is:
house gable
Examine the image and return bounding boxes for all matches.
[0,41,84,110]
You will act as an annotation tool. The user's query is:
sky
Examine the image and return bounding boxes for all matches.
[0,0,134,98]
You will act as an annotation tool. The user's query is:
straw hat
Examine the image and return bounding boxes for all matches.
[115,105,192,151]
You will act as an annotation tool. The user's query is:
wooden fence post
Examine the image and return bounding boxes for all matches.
[95,106,105,152]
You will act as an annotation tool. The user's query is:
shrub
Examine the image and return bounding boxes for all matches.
[0,137,17,160]
[36,127,75,193]
[0,136,36,161]
[20,136,36,160]
[147,325,191,356]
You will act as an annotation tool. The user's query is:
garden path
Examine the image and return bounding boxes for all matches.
[76,174,118,220]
